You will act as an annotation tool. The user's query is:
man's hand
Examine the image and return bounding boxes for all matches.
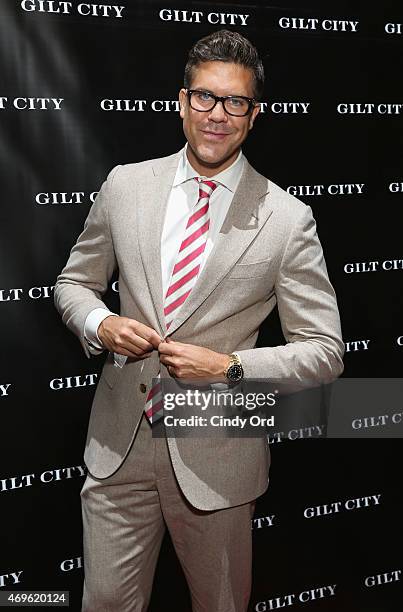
[158,338,230,380]
[98,316,162,360]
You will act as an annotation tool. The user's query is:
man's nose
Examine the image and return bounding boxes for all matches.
[208,100,228,122]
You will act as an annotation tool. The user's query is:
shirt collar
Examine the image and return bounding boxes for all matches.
[173,142,244,193]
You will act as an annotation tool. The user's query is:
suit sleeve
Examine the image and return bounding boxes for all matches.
[237,204,344,384]
[53,165,121,358]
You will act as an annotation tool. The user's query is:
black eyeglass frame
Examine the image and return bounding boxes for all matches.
[186,89,257,117]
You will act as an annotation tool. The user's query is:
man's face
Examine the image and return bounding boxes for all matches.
[179,61,260,176]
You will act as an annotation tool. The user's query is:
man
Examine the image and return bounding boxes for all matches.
[54,30,344,612]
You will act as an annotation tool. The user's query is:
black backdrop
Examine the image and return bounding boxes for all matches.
[1,1,402,610]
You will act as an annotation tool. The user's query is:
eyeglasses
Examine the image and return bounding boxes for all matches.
[186,89,257,117]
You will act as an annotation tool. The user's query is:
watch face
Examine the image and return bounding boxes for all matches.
[227,363,243,382]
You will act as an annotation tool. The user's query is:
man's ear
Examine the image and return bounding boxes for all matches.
[248,104,260,130]
[179,89,187,119]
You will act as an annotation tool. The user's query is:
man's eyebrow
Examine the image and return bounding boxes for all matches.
[193,88,214,94]
[192,88,249,97]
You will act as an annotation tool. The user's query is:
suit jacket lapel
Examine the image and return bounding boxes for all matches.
[137,151,272,336]
[137,150,182,334]
[166,158,272,336]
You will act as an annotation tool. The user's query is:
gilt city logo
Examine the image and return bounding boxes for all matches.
[287,184,364,196]
[35,192,98,205]
[60,557,83,572]
[50,374,98,390]
[385,23,403,34]
[365,569,401,588]
[100,99,173,112]
[252,515,275,529]
[345,340,370,353]
[337,103,403,114]
[279,17,359,32]
[303,494,381,518]
[0,287,54,301]
[0,570,23,588]
[344,260,403,272]
[254,584,336,610]
[0,97,63,111]
[269,424,325,444]
[0,466,87,493]
[259,102,310,114]
[158,9,249,26]
[20,1,125,18]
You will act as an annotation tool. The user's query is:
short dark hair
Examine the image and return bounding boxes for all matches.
[184,29,265,100]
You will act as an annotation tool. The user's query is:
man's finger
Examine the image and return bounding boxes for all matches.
[127,334,155,353]
[111,332,153,354]
[131,321,162,348]
[159,353,176,366]
[158,341,176,355]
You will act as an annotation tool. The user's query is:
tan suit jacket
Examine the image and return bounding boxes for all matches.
[54,148,344,510]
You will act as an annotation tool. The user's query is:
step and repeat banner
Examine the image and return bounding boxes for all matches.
[1,1,402,610]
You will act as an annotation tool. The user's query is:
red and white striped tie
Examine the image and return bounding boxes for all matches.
[144,178,218,424]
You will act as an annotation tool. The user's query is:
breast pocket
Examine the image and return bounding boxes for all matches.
[226,259,270,280]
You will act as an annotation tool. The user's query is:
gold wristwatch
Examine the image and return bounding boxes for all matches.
[224,352,244,383]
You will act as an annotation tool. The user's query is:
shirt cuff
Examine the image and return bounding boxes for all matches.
[84,308,118,352]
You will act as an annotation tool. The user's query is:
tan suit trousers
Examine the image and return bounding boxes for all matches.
[80,412,256,612]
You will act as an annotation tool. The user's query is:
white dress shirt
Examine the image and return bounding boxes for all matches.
[84,144,245,355]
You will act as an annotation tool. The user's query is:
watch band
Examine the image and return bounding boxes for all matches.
[224,352,244,382]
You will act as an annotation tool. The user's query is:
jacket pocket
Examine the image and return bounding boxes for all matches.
[226,259,270,279]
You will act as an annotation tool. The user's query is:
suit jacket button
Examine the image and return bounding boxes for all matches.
[139,383,147,393]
